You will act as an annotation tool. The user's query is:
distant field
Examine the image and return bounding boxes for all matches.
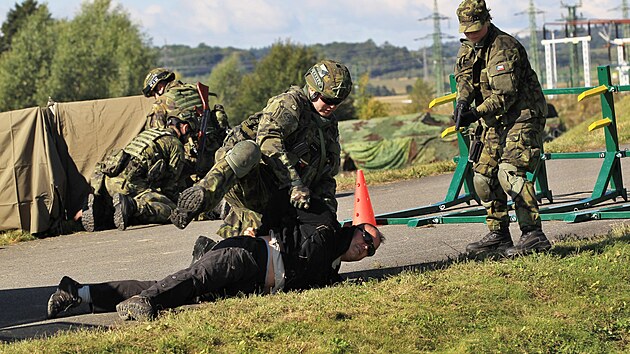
[370,77,418,94]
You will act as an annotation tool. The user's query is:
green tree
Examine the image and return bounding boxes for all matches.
[230,40,318,124]
[405,78,435,114]
[43,0,156,102]
[0,0,46,53]
[206,52,244,125]
[0,5,57,110]
[354,73,388,119]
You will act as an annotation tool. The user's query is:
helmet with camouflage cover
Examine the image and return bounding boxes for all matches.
[167,115,199,135]
[142,68,176,97]
[457,0,492,33]
[304,60,352,104]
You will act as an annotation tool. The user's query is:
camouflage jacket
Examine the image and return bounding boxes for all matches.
[122,127,186,198]
[234,86,341,210]
[145,80,230,177]
[145,80,200,129]
[455,24,547,124]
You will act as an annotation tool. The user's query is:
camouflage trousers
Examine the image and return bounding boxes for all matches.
[104,176,176,225]
[473,118,545,232]
[196,154,290,239]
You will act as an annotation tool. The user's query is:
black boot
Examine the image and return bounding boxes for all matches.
[170,185,208,229]
[504,229,551,257]
[190,235,217,267]
[466,229,513,254]
[82,193,111,232]
[116,295,155,321]
[47,276,83,319]
[113,193,137,231]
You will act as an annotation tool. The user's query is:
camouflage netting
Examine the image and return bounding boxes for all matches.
[338,112,459,171]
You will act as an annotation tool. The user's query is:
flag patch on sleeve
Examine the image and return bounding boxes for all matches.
[496,64,505,71]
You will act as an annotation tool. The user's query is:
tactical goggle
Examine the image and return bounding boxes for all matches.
[319,94,344,106]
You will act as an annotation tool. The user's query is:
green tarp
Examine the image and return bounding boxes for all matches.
[338,112,458,170]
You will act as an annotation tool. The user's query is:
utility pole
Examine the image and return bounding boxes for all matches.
[515,0,544,81]
[418,0,450,95]
[561,1,583,87]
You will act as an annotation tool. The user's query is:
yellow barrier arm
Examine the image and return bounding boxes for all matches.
[588,118,612,131]
[441,126,462,139]
[428,92,457,109]
[577,85,608,102]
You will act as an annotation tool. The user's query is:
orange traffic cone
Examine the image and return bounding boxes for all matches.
[352,170,377,226]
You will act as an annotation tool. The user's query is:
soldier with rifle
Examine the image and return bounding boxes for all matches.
[143,67,230,179]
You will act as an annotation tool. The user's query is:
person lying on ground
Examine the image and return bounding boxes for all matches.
[47,203,384,321]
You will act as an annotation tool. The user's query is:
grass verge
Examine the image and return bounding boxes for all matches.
[4,223,630,353]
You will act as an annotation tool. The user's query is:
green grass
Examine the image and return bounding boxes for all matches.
[0,229,36,245]
[546,92,630,153]
[4,224,630,353]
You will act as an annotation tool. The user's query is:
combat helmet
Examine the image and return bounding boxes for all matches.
[167,115,199,136]
[457,0,491,33]
[142,68,175,97]
[304,60,352,105]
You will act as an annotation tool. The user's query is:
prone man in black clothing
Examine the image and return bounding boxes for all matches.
[47,201,384,321]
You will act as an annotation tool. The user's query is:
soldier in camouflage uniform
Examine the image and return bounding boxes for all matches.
[454,0,552,256]
[142,68,230,179]
[169,60,353,238]
[81,117,197,232]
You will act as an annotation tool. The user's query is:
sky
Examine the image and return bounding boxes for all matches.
[0,0,626,50]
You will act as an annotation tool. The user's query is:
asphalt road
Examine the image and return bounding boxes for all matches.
[1,156,629,342]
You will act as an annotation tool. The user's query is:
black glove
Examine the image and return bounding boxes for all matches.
[456,108,480,129]
[453,100,470,123]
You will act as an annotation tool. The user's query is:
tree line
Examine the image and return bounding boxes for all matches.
[0,0,436,123]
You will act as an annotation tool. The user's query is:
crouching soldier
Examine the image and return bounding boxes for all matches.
[80,116,198,231]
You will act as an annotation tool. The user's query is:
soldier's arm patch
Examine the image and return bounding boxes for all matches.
[488,50,517,96]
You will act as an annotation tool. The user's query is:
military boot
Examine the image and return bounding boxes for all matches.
[113,193,137,231]
[47,276,82,319]
[190,235,217,267]
[466,229,513,254]
[81,193,105,232]
[170,185,208,229]
[116,295,155,321]
[504,229,551,257]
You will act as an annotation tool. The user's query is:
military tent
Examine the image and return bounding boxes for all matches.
[0,95,152,234]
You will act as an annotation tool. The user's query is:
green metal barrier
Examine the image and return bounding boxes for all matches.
[371,65,630,227]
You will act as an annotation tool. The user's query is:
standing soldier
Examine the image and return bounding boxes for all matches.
[170,59,353,238]
[453,0,552,256]
[81,117,196,231]
[142,67,230,178]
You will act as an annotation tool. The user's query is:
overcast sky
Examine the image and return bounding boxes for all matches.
[0,0,626,49]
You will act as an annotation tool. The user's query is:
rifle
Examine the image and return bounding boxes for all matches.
[195,82,218,174]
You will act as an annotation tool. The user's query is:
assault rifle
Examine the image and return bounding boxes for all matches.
[196,82,217,174]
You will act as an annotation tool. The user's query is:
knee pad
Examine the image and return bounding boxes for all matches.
[473,173,494,202]
[497,162,526,198]
[225,140,261,178]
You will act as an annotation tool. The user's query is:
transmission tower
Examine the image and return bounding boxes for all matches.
[515,0,544,80]
[561,1,583,87]
[418,0,450,95]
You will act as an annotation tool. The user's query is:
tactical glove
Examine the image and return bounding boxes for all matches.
[456,108,480,129]
[453,100,470,123]
[289,183,311,209]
